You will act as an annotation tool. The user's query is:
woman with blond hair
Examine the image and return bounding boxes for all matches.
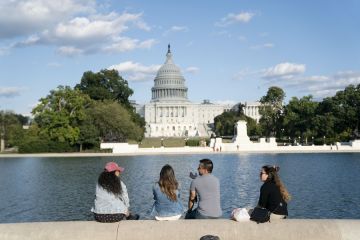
[151,164,184,220]
[258,165,291,220]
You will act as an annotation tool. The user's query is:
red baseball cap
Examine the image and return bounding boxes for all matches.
[104,162,124,173]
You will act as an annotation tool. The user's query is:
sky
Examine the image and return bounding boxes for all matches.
[0,0,359,116]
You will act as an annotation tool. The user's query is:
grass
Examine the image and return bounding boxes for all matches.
[129,137,209,148]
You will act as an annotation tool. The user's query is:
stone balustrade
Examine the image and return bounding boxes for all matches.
[0,219,359,240]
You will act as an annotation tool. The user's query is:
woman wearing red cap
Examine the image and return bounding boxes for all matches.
[91,162,139,222]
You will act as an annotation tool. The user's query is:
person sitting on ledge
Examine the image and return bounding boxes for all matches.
[91,162,139,222]
[186,159,222,219]
[257,165,291,220]
[151,164,184,220]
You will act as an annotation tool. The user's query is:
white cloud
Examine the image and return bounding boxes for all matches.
[108,61,161,81]
[103,37,156,53]
[213,30,232,38]
[216,12,255,27]
[238,36,247,41]
[170,26,188,32]
[306,71,360,98]
[232,68,257,80]
[262,62,306,79]
[11,35,41,48]
[163,25,188,36]
[250,43,274,50]
[0,0,96,38]
[138,39,157,49]
[0,2,155,56]
[184,66,199,74]
[0,87,22,98]
[57,46,84,56]
[261,67,360,99]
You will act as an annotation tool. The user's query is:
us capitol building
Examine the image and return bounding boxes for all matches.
[135,45,261,138]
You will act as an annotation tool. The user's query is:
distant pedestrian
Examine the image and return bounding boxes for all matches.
[151,164,184,220]
[91,162,139,222]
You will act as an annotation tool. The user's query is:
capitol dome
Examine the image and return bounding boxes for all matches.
[151,45,188,102]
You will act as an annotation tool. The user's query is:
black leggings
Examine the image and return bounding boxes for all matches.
[94,213,139,222]
[94,213,126,222]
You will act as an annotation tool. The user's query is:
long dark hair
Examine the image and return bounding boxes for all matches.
[158,164,178,201]
[98,171,122,196]
[262,165,291,202]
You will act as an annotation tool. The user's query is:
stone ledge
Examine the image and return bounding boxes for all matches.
[0,219,359,240]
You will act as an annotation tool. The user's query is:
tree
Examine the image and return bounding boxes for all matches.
[315,84,360,141]
[32,86,92,145]
[331,84,360,139]
[214,107,260,137]
[89,101,144,142]
[76,114,100,151]
[75,69,134,108]
[283,95,318,143]
[0,111,24,150]
[259,86,285,137]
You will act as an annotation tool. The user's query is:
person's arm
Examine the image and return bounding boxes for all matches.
[188,180,197,211]
[152,184,157,201]
[188,190,197,211]
[121,182,130,216]
[258,184,269,208]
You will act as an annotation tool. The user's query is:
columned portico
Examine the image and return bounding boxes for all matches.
[144,45,232,137]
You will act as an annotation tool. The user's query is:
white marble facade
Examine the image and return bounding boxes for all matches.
[136,45,258,137]
[144,102,230,137]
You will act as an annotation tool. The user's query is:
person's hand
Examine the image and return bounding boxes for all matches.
[125,211,130,217]
[189,172,198,179]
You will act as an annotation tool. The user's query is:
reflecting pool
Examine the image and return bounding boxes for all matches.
[0,153,359,223]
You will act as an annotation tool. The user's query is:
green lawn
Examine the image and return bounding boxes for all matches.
[129,137,210,148]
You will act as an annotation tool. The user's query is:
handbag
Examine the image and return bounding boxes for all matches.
[250,207,270,223]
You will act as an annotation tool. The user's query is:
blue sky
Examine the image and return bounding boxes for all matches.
[1,0,359,115]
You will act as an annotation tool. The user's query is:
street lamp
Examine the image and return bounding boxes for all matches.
[312,136,314,145]
[323,136,326,145]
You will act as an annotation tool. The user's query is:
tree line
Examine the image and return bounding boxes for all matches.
[2,75,359,152]
[1,69,145,153]
[214,84,360,145]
